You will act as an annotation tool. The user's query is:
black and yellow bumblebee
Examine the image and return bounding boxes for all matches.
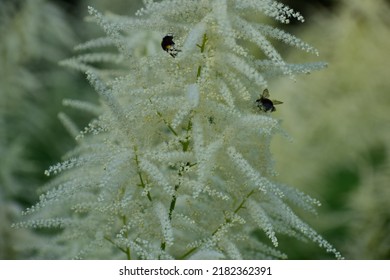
[256,89,283,112]
[161,34,181,58]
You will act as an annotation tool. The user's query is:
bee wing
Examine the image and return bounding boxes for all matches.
[272,100,283,105]
[261,88,270,98]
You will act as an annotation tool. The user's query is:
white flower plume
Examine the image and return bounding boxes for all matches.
[13,0,341,260]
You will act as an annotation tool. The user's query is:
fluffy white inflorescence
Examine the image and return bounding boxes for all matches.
[14,0,341,259]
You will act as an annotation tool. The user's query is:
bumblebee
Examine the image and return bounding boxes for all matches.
[256,89,283,112]
[161,34,180,58]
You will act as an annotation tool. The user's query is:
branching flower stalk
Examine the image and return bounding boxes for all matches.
[14,0,342,260]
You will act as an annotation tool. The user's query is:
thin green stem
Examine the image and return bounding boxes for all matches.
[179,247,197,260]
[168,116,193,220]
[122,215,131,260]
[234,190,254,214]
[179,190,255,259]
[168,184,180,220]
[197,33,208,53]
[196,34,208,79]
[179,117,193,152]
[104,235,131,259]
[149,98,179,136]
[134,146,152,202]
[156,110,178,136]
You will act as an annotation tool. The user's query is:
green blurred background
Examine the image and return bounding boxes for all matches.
[0,0,389,259]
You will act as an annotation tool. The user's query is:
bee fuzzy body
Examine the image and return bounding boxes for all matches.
[256,89,283,112]
[161,34,181,58]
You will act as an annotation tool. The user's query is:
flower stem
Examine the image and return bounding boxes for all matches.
[134,146,152,201]
[179,190,255,259]
[196,33,208,79]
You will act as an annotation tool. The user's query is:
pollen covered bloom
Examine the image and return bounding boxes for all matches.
[14,0,342,259]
